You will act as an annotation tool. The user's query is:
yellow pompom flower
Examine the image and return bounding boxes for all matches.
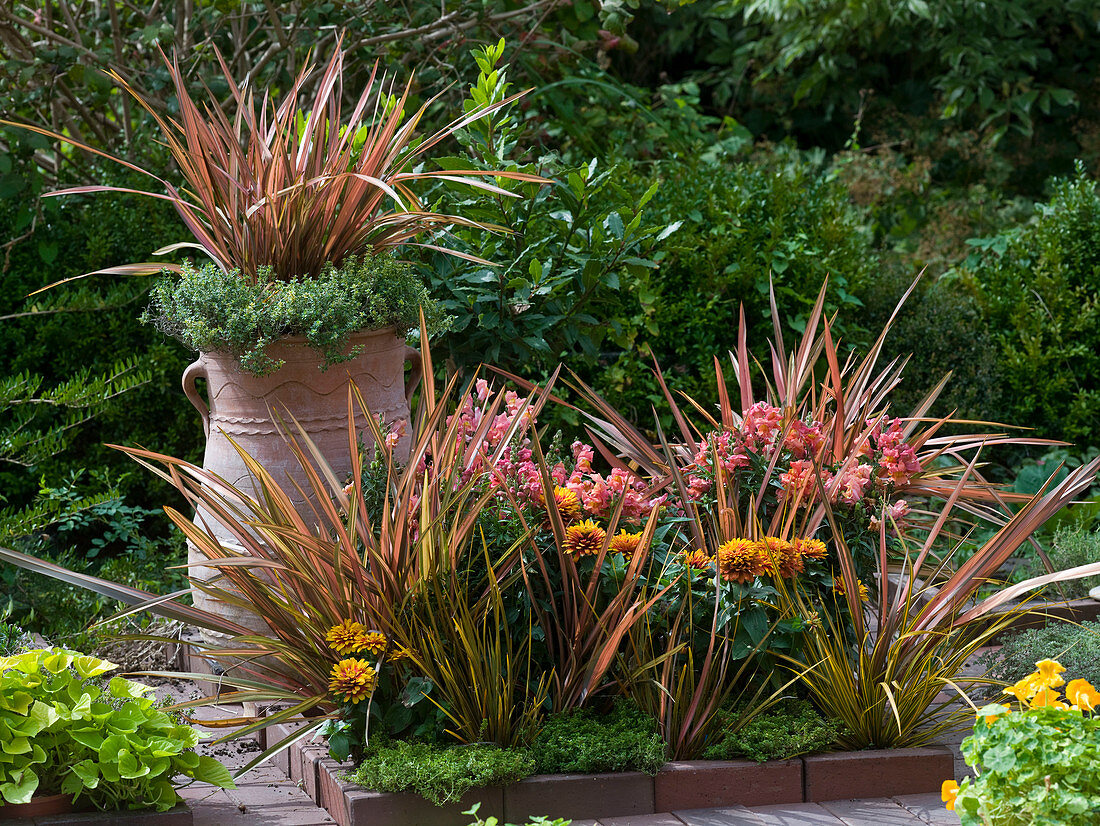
[328,658,377,704]
[761,537,803,578]
[609,530,644,560]
[326,619,367,655]
[941,780,959,812]
[563,519,606,558]
[356,631,388,657]
[547,486,582,521]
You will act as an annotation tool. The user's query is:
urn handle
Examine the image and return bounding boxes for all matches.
[404,346,423,404]
[182,358,210,438]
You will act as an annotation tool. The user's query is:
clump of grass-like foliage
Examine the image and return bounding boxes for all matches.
[347,739,535,805]
[530,701,666,775]
[702,699,841,763]
[144,254,448,374]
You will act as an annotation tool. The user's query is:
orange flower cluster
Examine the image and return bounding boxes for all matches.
[325,619,388,657]
[680,549,715,572]
[328,658,377,704]
[716,537,826,584]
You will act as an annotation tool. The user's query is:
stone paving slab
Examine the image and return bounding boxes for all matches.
[599,815,686,826]
[891,794,961,825]
[746,803,844,826]
[674,806,764,825]
[819,799,925,825]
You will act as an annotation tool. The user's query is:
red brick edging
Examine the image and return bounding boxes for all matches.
[268,723,952,826]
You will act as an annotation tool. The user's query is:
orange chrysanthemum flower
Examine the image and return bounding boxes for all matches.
[760,537,803,578]
[609,530,644,560]
[833,576,869,602]
[547,486,583,521]
[717,538,769,584]
[680,549,715,572]
[793,538,827,561]
[356,631,388,657]
[328,658,377,704]
[563,519,607,558]
[326,619,367,655]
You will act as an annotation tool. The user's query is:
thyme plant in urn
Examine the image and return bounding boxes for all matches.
[5,41,545,631]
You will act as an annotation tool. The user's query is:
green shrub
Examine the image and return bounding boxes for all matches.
[979,622,1100,696]
[702,699,841,763]
[592,147,877,429]
[145,255,447,376]
[1037,527,1100,600]
[348,740,535,806]
[860,268,1007,425]
[530,702,666,775]
[963,164,1100,443]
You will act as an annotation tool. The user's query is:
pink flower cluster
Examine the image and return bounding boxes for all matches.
[447,380,663,523]
[684,404,922,522]
[546,441,664,521]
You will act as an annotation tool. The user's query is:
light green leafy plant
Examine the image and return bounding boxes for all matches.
[0,648,233,811]
[143,254,448,375]
[949,660,1100,825]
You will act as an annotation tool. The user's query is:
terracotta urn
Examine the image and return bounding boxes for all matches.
[181,327,420,634]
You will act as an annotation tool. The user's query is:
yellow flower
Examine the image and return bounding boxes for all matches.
[1029,686,1068,710]
[833,576,869,602]
[563,519,606,558]
[717,538,769,584]
[546,486,582,521]
[1004,673,1044,702]
[609,530,644,560]
[1067,678,1100,712]
[356,631,388,657]
[941,780,959,811]
[328,658,377,704]
[326,619,367,655]
[1034,659,1066,689]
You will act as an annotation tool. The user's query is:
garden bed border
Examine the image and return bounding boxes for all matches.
[1,803,192,826]
[267,723,952,826]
